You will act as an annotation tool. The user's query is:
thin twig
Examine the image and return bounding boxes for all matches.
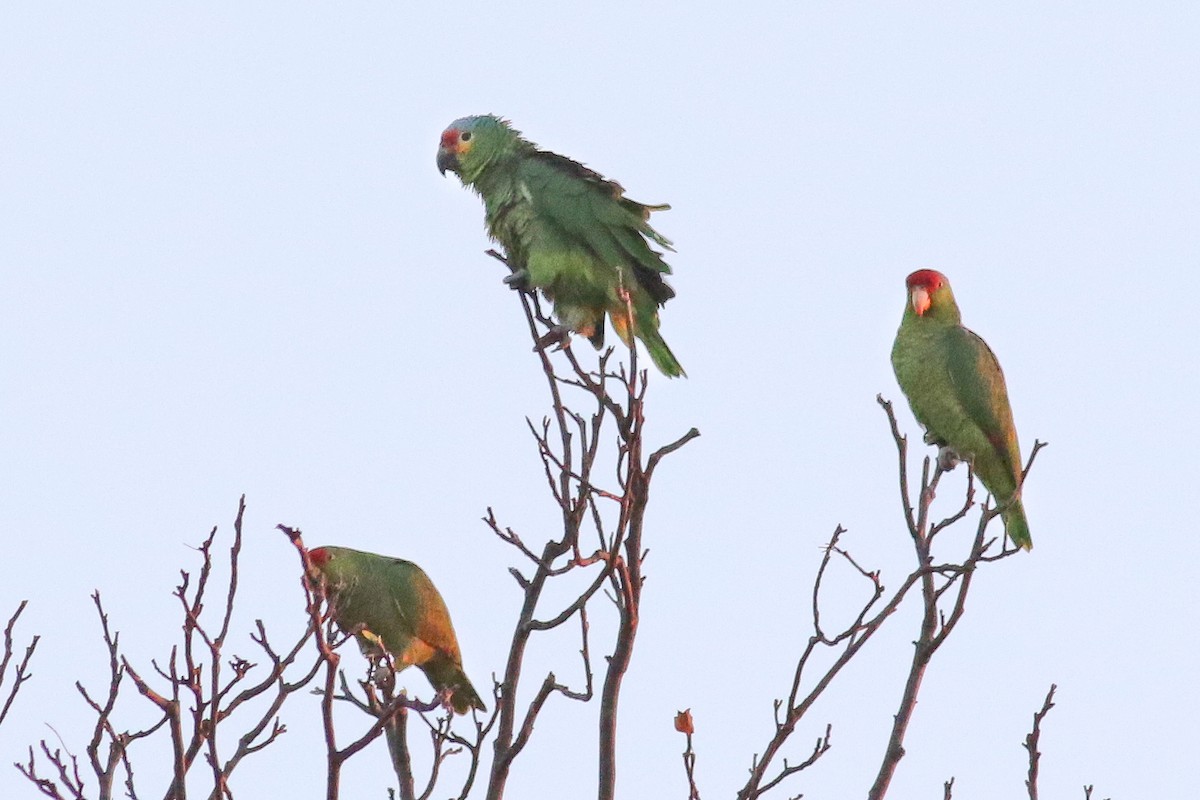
[674,709,702,800]
[0,600,40,728]
[1024,684,1057,800]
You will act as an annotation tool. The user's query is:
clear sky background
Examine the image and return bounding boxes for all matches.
[2,3,1198,798]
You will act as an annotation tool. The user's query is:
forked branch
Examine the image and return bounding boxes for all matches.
[735,397,1045,800]
[0,600,40,729]
[483,264,697,800]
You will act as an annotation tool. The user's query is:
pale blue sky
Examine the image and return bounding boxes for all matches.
[2,3,1198,798]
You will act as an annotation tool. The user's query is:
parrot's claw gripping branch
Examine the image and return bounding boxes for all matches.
[487,248,532,292]
[502,269,531,291]
[936,445,961,472]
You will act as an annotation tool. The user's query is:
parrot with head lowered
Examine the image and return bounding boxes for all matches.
[307,546,486,714]
[436,115,685,377]
[890,269,1032,550]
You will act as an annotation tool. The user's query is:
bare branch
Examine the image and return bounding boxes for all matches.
[0,600,40,728]
[867,401,1046,799]
[1024,684,1058,800]
[755,724,832,796]
[482,260,696,800]
[674,709,702,800]
[21,499,321,800]
[736,399,1047,800]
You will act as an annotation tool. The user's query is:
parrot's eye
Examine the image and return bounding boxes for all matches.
[461,131,472,142]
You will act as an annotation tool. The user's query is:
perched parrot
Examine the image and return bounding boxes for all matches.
[890,269,1032,550]
[308,545,486,714]
[436,114,685,378]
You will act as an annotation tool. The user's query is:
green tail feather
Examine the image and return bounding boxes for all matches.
[446,680,486,715]
[639,328,686,379]
[421,659,486,715]
[1002,499,1032,551]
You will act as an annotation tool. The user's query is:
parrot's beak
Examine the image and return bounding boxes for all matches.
[437,148,460,176]
[910,287,931,316]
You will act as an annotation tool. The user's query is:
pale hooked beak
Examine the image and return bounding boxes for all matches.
[910,287,931,316]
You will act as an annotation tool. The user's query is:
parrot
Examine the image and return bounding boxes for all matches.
[307,545,486,714]
[436,114,685,378]
[890,269,1032,550]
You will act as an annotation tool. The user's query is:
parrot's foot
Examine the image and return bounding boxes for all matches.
[534,325,571,352]
[936,446,961,472]
[368,660,396,693]
[502,269,531,291]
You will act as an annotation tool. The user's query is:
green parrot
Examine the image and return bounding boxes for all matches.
[890,269,1032,550]
[308,545,486,714]
[436,114,685,378]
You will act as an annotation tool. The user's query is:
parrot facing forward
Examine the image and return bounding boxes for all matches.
[436,114,685,377]
[890,270,1032,550]
[308,546,486,714]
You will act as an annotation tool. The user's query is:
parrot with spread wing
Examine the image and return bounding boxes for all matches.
[890,269,1032,550]
[436,114,685,377]
[308,545,486,714]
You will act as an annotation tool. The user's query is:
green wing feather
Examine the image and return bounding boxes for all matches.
[316,547,486,713]
[944,331,1031,550]
[521,153,684,376]
[522,154,675,291]
[529,151,675,256]
[943,328,1023,498]
[380,558,463,663]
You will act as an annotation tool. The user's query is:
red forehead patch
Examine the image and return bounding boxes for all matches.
[440,128,459,148]
[906,269,946,291]
[308,547,330,567]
